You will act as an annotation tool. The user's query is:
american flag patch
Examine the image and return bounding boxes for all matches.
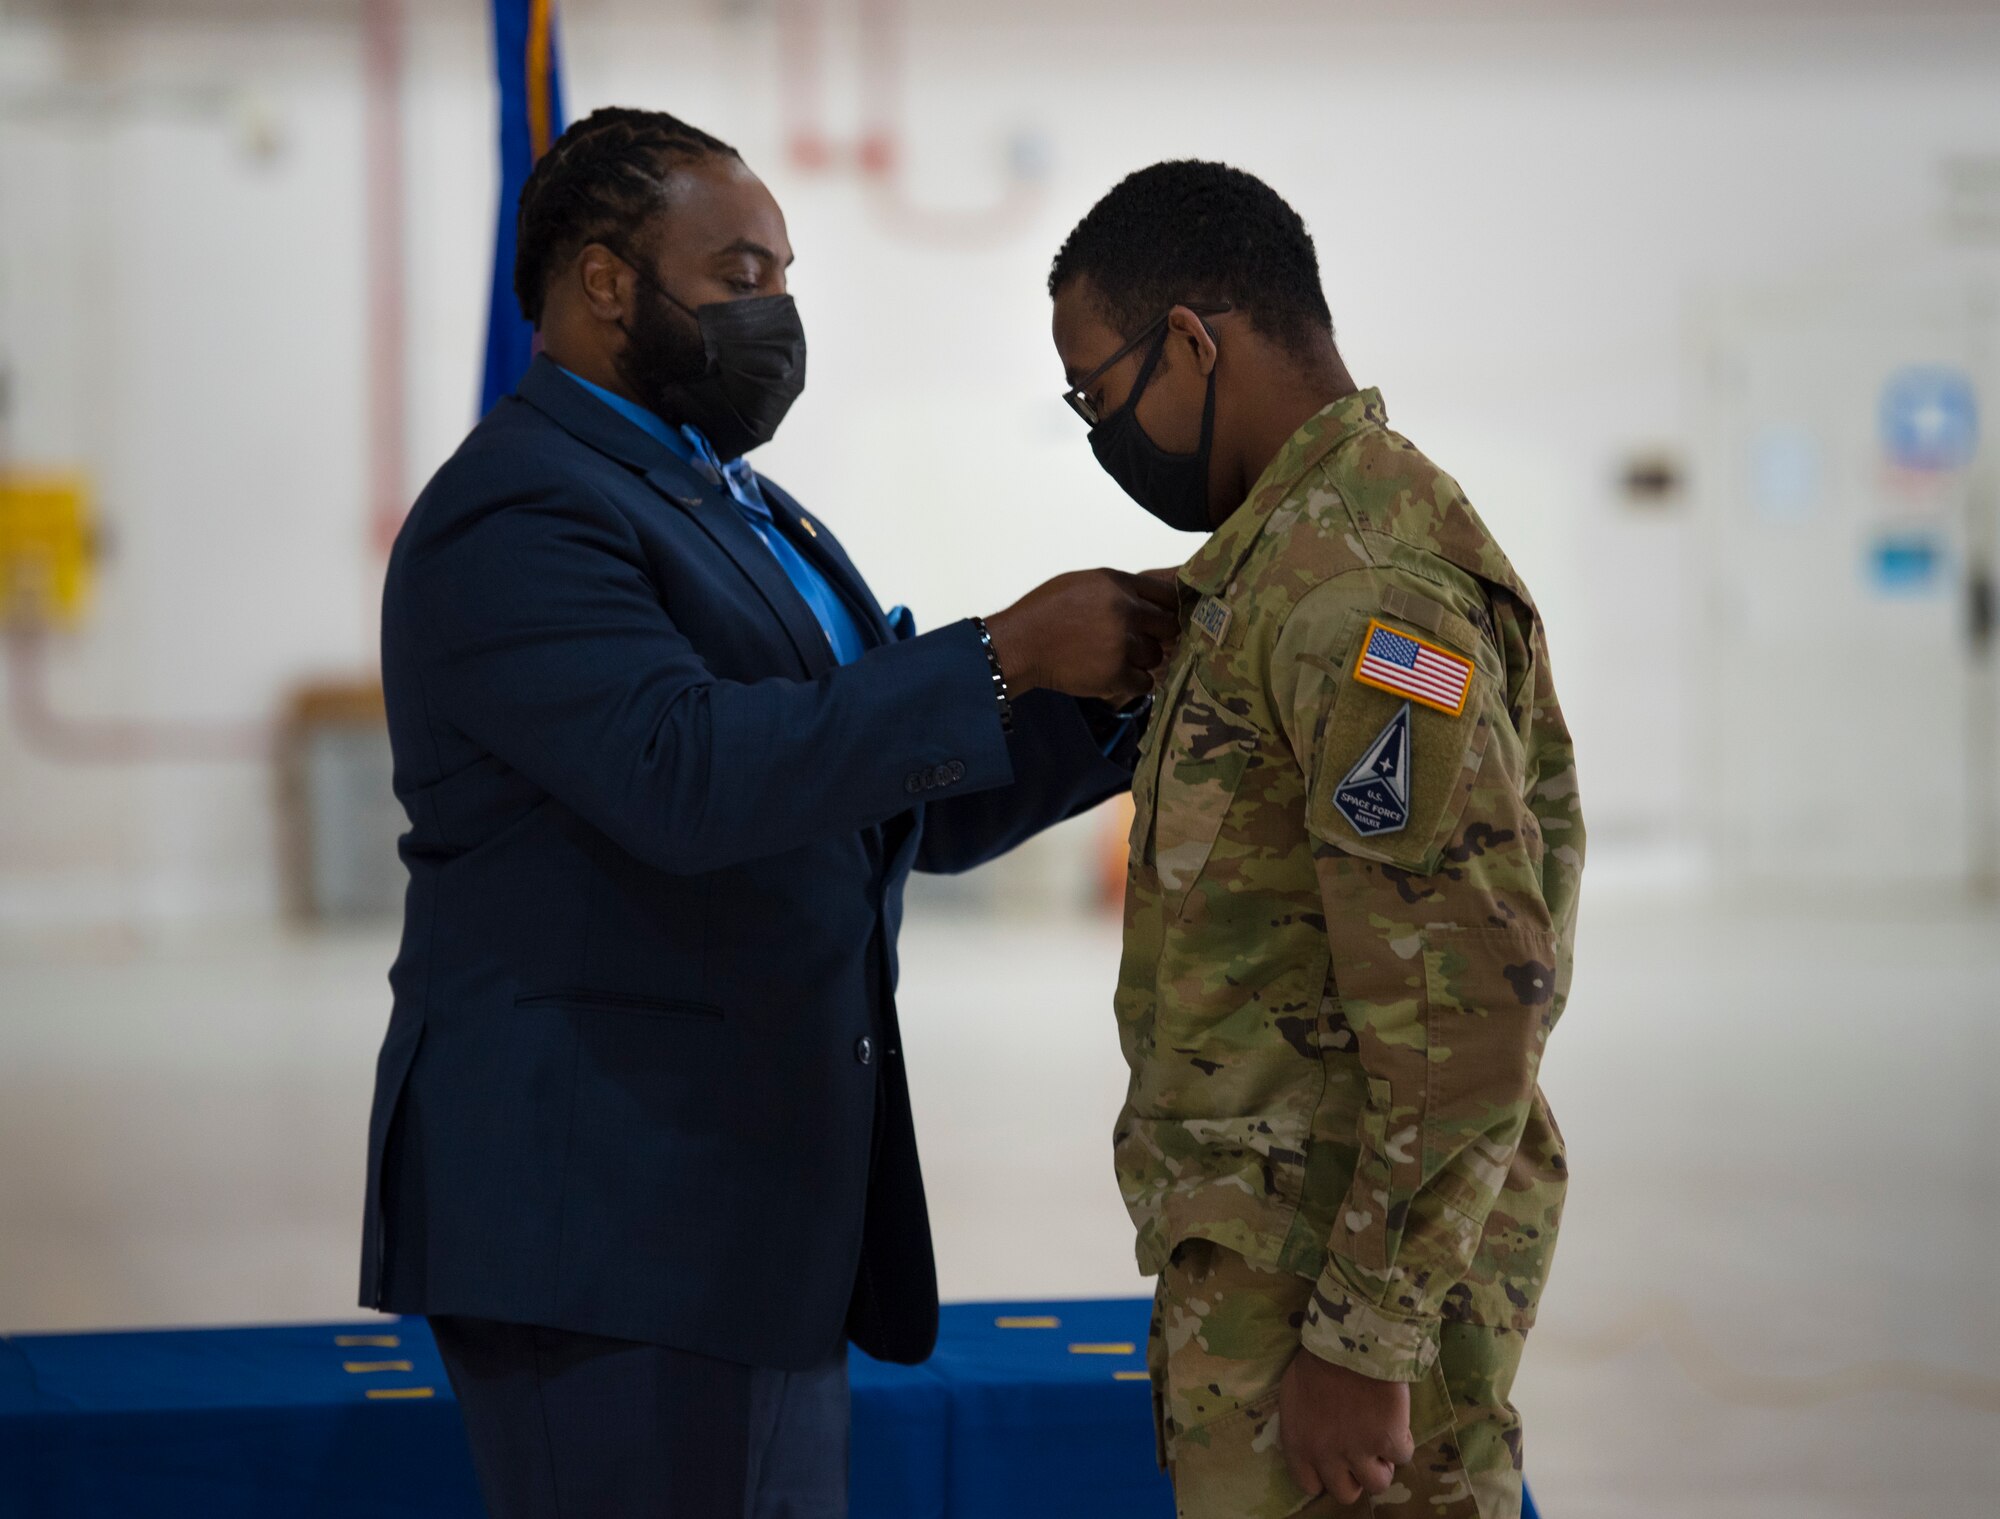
[1352,619,1475,716]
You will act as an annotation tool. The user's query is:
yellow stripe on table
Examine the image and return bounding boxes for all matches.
[994,1316,1061,1330]
[1113,1370,1150,1381]
[334,1335,401,1348]
[343,1360,415,1374]
[364,1387,436,1401]
[1068,1343,1137,1356]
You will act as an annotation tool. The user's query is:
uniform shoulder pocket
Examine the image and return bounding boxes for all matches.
[1304,610,1492,875]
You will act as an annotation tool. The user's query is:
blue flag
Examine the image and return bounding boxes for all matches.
[481,0,566,416]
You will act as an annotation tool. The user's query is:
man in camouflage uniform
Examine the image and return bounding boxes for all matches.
[1048,163,1582,1518]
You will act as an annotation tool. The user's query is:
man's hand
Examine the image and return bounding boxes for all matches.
[984,568,1179,706]
[1277,1347,1415,1505]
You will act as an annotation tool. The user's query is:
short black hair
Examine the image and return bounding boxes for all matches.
[513,107,740,326]
[1048,160,1333,355]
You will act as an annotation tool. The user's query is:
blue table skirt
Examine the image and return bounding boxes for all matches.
[0,1302,1536,1518]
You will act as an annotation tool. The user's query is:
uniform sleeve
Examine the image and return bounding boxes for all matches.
[1267,572,1563,1383]
[914,689,1137,875]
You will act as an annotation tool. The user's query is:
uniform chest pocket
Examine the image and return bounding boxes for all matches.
[1143,673,1259,913]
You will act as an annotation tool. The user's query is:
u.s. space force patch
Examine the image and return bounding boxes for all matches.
[1333,702,1412,837]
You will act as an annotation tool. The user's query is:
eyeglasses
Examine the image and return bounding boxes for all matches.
[1061,303,1231,426]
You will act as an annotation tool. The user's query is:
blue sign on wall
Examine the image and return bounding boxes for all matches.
[1879,366,1979,473]
[1867,533,1947,596]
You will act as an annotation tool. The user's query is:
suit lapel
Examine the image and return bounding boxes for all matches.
[756,479,892,651]
[641,460,837,679]
[515,357,835,679]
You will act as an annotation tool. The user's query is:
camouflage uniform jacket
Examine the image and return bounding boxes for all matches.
[1115,387,1583,1384]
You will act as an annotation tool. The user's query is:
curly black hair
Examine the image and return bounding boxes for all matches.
[513,106,739,326]
[1048,160,1333,356]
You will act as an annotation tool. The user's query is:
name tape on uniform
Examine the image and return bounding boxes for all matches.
[1350,619,1473,716]
[1190,596,1232,646]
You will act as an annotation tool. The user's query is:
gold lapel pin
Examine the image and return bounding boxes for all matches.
[799,517,818,538]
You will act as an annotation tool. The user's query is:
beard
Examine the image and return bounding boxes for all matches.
[613,279,709,423]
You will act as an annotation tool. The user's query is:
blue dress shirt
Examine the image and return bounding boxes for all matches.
[557,368,870,666]
[551,367,1137,753]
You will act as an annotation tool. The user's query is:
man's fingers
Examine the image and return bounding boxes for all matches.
[1126,634,1164,672]
[1127,597,1181,644]
[1108,676,1154,708]
[1111,657,1158,701]
[1281,1436,1323,1498]
[1127,572,1181,611]
[1325,1461,1364,1505]
[1389,1427,1416,1465]
[1353,1454,1398,1495]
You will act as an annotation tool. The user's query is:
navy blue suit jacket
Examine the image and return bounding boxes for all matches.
[360,357,1135,1369]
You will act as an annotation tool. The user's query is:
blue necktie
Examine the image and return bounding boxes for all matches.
[681,428,868,667]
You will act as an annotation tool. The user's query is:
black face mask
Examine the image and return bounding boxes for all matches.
[1087,327,1216,534]
[614,261,807,461]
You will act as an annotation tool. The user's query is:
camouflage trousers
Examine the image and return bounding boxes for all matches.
[1148,1240,1526,1519]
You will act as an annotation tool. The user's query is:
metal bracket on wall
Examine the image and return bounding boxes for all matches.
[778,0,1050,250]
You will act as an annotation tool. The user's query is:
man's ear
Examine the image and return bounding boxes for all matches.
[1167,304,1220,377]
[576,243,634,324]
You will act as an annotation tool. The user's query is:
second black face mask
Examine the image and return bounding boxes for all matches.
[1087,329,1216,533]
[618,269,808,462]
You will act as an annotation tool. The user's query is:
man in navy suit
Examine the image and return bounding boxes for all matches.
[359,107,1176,1518]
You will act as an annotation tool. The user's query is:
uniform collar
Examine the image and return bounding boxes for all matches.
[1179,386,1389,598]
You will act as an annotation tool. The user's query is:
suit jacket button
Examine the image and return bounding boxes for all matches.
[854,1036,875,1066]
[947,760,965,782]
[905,773,923,795]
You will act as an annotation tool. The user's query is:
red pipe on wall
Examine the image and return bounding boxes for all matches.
[364,0,410,558]
[778,0,832,171]
[4,626,272,764]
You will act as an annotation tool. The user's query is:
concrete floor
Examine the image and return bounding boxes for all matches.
[2,891,1997,1517]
